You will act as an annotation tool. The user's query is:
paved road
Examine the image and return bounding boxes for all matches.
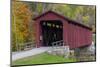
[12,47,51,61]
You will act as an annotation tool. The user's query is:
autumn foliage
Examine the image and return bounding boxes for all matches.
[11,1,95,51]
[12,1,32,51]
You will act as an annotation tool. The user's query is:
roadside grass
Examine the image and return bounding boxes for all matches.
[12,52,76,65]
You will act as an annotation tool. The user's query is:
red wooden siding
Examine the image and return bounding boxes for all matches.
[67,22,92,49]
[33,11,92,49]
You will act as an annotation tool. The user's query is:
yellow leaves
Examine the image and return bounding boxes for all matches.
[82,16,89,24]
[12,1,32,16]
[12,1,32,44]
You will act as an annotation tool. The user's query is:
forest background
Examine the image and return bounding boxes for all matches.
[12,0,96,51]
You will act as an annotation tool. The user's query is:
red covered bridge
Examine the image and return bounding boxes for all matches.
[33,11,92,49]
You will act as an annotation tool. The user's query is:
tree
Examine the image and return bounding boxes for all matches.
[11,1,96,51]
[12,0,32,51]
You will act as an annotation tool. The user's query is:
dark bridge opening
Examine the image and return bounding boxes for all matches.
[40,20,63,46]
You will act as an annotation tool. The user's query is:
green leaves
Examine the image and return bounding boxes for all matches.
[12,1,95,51]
